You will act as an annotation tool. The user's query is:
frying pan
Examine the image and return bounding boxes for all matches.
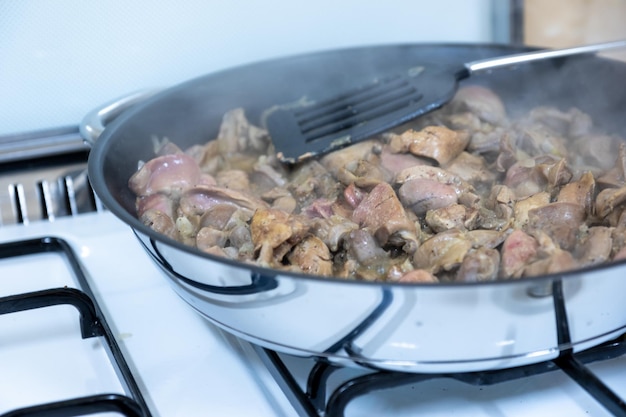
[87,43,626,373]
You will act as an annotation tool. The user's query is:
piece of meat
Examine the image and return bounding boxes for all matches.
[320,140,382,185]
[379,146,431,177]
[386,126,470,166]
[395,165,473,196]
[196,227,229,252]
[344,229,389,266]
[250,208,310,265]
[216,169,250,191]
[136,193,175,219]
[312,215,359,252]
[398,179,458,216]
[575,226,614,267]
[343,183,367,209]
[397,269,438,283]
[445,151,495,184]
[413,229,473,274]
[178,185,268,219]
[139,209,178,240]
[129,153,201,197]
[352,183,417,247]
[215,108,270,155]
[289,160,340,207]
[449,85,507,125]
[287,236,333,276]
[523,249,578,276]
[596,186,626,218]
[457,247,500,282]
[527,202,586,251]
[500,229,538,278]
[557,171,595,215]
[425,204,475,232]
[513,192,551,229]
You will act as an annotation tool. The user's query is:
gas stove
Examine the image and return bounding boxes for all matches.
[1,142,626,416]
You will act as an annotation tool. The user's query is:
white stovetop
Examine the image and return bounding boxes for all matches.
[0,211,624,416]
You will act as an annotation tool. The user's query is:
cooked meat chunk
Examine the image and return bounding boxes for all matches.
[386,126,469,166]
[352,183,417,248]
[287,236,333,276]
[250,208,309,266]
[500,230,538,278]
[129,153,201,197]
[398,179,458,216]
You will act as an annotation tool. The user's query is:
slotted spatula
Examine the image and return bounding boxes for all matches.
[266,40,626,164]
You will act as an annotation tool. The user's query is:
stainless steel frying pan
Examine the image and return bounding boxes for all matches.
[86,43,626,373]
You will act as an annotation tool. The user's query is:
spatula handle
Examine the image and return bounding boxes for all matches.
[465,39,626,74]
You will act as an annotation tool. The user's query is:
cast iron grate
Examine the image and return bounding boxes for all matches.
[253,280,626,417]
[0,237,150,417]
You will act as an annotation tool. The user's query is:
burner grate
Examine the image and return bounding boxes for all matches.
[0,237,150,417]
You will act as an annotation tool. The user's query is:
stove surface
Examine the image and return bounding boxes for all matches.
[0,212,624,416]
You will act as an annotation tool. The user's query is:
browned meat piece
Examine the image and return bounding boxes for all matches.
[140,209,178,240]
[302,198,335,219]
[398,179,458,216]
[457,247,500,282]
[513,192,551,229]
[576,226,614,266]
[129,153,201,197]
[467,229,508,249]
[397,269,438,283]
[466,127,507,155]
[504,156,571,199]
[216,169,250,191]
[215,108,269,155]
[312,215,359,252]
[261,187,297,213]
[386,126,470,166]
[485,185,515,221]
[320,140,384,186]
[527,202,585,251]
[557,171,595,215]
[343,183,367,209]
[352,183,417,248]
[379,146,431,177]
[287,236,333,276]
[250,208,310,265]
[425,204,477,232]
[596,186,626,218]
[395,165,473,196]
[136,193,175,219]
[289,160,340,206]
[500,229,538,278]
[178,185,268,218]
[413,229,473,274]
[449,85,507,125]
[344,229,389,266]
[523,250,578,276]
[196,227,229,252]
[445,151,495,184]
[252,161,287,192]
[228,223,255,260]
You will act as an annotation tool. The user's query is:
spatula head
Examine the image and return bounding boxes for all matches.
[266,65,461,164]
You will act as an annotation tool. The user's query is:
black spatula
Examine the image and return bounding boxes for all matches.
[266,40,626,164]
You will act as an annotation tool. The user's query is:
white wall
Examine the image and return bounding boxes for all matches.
[0,0,494,135]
